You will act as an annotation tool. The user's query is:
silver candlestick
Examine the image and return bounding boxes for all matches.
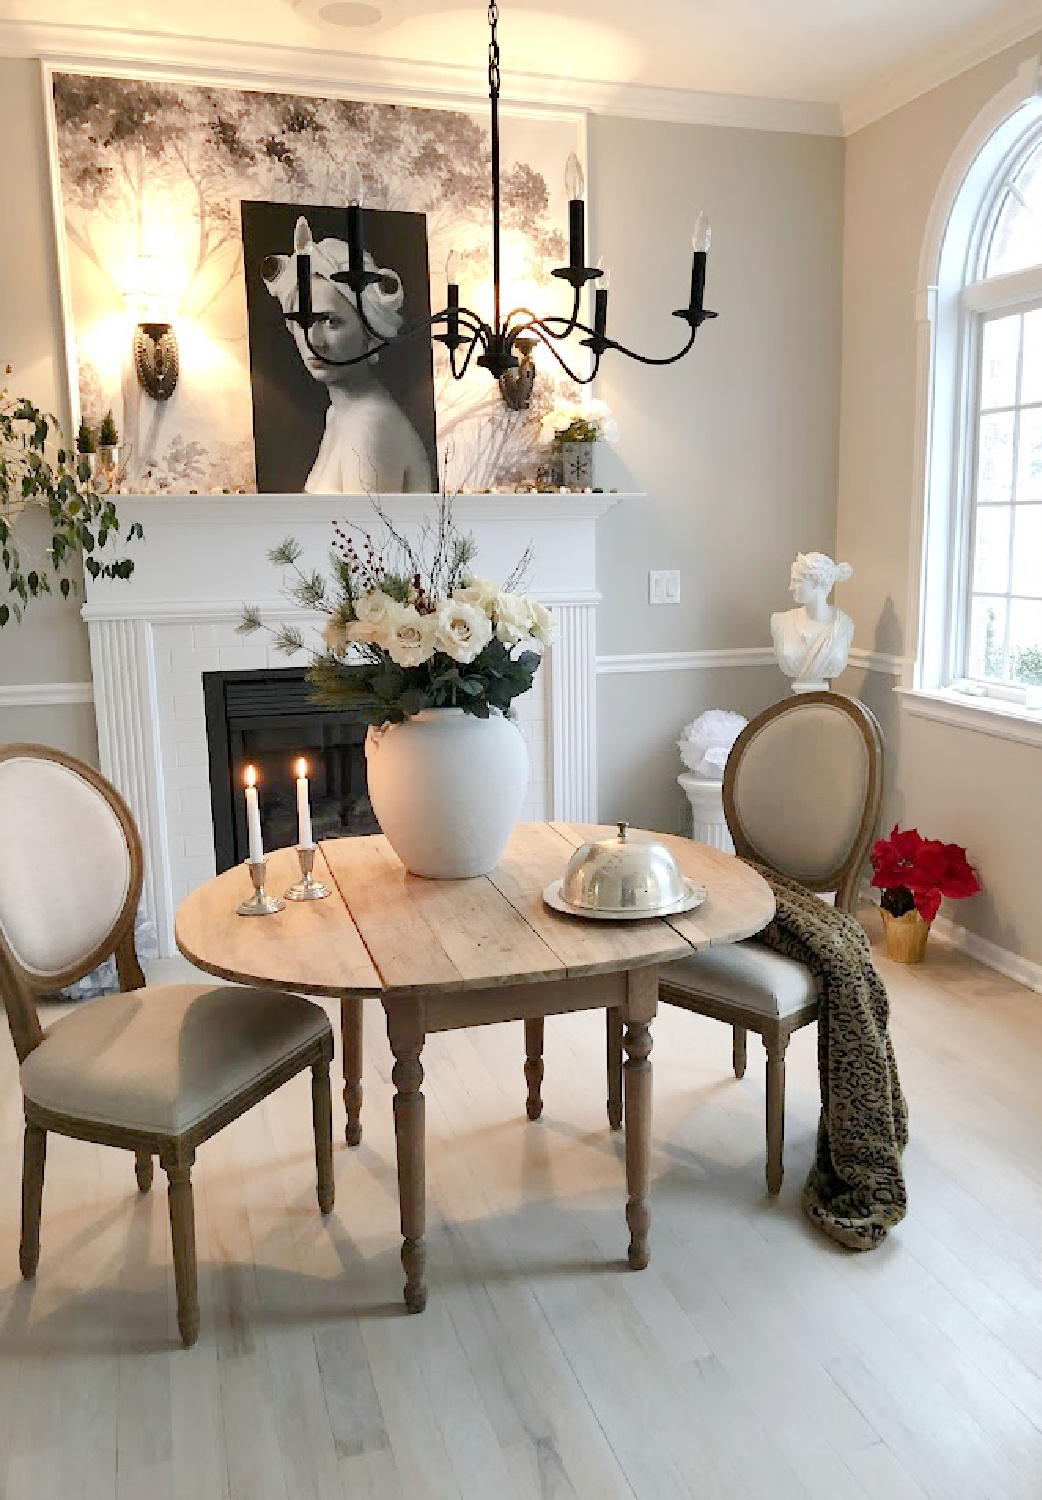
[236,858,286,916]
[285,844,330,901]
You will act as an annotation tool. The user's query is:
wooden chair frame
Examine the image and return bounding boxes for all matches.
[604,692,884,1193]
[0,743,335,1347]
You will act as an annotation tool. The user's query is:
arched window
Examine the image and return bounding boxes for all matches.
[963,136,1042,688]
[916,61,1042,712]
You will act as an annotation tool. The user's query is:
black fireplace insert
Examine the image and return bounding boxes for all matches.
[203,666,379,872]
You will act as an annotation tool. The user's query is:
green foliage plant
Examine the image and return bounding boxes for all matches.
[0,373,142,626]
[76,418,96,455]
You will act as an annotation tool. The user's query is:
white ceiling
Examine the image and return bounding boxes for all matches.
[1,0,1040,128]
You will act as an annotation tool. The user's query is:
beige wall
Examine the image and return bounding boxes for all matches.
[837,32,1042,966]
[0,58,98,760]
[591,114,844,829]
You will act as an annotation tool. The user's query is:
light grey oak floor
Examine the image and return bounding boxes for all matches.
[1,912,1040,1499]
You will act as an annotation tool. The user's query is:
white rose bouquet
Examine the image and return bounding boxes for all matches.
[240,496,554,726]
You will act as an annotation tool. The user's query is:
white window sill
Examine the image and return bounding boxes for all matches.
[896,686,1042,749]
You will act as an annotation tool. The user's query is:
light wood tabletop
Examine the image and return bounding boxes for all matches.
[176,822,775,1310]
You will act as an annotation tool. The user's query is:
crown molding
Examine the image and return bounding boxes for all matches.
[842,4,1042,136]
[0,19,841,136]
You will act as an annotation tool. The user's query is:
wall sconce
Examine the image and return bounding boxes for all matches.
[124,254,180,402]
[499,337,536,410]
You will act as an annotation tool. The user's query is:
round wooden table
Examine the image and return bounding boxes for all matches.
[176,822,774,1311]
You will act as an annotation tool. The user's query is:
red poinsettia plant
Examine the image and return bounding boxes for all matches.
[870,825,981,925]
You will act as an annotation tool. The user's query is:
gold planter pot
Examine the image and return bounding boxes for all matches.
[881,907,931,964]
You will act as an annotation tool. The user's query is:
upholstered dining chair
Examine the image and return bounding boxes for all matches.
[606,691,883,1194]
[0,743,336,1347]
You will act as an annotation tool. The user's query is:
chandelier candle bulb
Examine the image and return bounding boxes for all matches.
[688,214,712,319]
[243,764,264,865]
[295,252,312,328]
[565,154,585,269]
[295,757,313,848]
[594,271,610,342]
[446,250,460,347]
[346,202,364,278]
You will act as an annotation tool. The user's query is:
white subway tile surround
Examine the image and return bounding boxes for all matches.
[83,494,625,956]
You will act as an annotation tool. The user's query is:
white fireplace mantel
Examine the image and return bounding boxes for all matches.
[83,492,633,956]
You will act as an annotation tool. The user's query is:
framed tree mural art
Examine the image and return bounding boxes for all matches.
[45,69,585,496]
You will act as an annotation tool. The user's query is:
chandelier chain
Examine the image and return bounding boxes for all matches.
[488,0,500,98]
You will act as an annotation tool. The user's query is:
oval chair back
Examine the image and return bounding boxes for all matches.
[0,744,144,1061]
[722,692,884,914]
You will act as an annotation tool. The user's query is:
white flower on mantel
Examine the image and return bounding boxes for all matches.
[436,599,493,664]
[539,395,619,445]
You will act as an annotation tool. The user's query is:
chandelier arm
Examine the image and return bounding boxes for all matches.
[597,324,699,366]
[508,310,600,343]
[298,305,487,369]
[519,322,603,385]
[503,285,582,342]
[448,328,486,380]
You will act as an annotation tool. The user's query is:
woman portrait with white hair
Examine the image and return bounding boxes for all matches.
[243,204,436,495]
[771,551,855,691]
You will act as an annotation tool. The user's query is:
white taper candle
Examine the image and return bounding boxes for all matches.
[296,756,313,848]
[244,763,264,864]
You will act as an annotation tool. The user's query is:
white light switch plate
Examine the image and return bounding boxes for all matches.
[649,569,681,605]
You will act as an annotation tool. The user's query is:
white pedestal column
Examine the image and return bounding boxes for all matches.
[678,773,734,855]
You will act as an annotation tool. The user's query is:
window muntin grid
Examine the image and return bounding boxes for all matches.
[966,305,1042,687]
[983,137,1042,278]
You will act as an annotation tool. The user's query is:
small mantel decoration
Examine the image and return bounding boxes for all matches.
[0,367,140,624]
[540,396,618,487]
[870,825,980,963]
[240,494,555,879]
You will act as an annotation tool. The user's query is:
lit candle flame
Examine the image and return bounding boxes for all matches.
[244,764,257,789]
[296,757,308,780]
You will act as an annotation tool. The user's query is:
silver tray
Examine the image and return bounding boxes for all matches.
[542,877,707,922]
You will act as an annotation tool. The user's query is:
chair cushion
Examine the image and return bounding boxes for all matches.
[660,940,820,1020]
[20,984,332,1137]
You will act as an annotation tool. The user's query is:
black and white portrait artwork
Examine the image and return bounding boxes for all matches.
[242,200,437,494]
[49,73,582,495]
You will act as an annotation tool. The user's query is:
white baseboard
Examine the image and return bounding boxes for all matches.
[931,915,1042,997]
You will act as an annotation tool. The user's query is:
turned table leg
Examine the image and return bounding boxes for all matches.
[341,996,364,1147]
[622,968,656,1272]
[524,1016,544,1120]
[384,999,427,1313]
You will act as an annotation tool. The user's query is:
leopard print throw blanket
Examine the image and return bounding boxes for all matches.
[749,865,909,1251]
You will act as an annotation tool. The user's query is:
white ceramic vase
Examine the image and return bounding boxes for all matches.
[364,707,529,878]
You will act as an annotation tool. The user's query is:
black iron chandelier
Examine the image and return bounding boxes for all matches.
[289,0,717,406]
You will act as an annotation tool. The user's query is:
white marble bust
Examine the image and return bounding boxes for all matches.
[771,551,855,692]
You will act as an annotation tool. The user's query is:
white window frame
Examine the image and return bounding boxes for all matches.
[906,57,1042,743]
